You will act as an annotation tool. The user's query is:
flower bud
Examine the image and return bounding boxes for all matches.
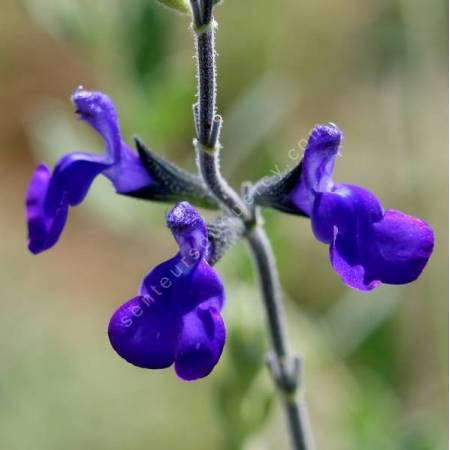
[155,0,191,14]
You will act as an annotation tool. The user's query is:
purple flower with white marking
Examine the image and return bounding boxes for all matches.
[254,123,434,291]
[25,88,154,254]
[108,202,226,381]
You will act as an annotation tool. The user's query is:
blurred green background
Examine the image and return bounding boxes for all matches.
[0,0,448,449]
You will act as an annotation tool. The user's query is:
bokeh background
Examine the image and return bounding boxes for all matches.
[0,0,448,449]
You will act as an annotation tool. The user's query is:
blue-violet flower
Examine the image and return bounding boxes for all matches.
[289,123,434,291]
[25,87,153,254]
[108,202,226,381]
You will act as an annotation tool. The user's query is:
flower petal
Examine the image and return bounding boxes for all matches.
[166,201,209,262]
[330,228,381,291]
[182,259,225,312]
[312,185,382,290]
[108,203,227,379]
[46,152,109,210]
[164,202,225,312]
[108,295,178,369]
[174,306,226,381]
[139,255,225,315]
[291,123,343,215]
[71,87,153,194]
[275,122,433,290]
[71,88,121,160]
[320,188,434,290]
[103,141,154,194]
[26,164,69,254]
[25,153,109,254]
[367,209,434,284]
[312,185,383,243]
[25,88,155,253]
[139,256,183,299]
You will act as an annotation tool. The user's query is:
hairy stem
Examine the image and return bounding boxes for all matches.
[196,143,253,223]
[197,29,215,144]
[191,0,216,145]
[247,226,313,450]
[191,1,313,448]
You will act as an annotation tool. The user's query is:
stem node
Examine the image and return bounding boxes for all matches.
[267,353,302,395]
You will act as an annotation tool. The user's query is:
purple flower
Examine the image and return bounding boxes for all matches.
[25,87,154,254]
[288,123,434,291]
[108,202,226,381]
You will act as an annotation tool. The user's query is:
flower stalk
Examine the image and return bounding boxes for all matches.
[190,1,313,448]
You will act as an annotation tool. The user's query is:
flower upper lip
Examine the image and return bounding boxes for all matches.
[71,88,97,118]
